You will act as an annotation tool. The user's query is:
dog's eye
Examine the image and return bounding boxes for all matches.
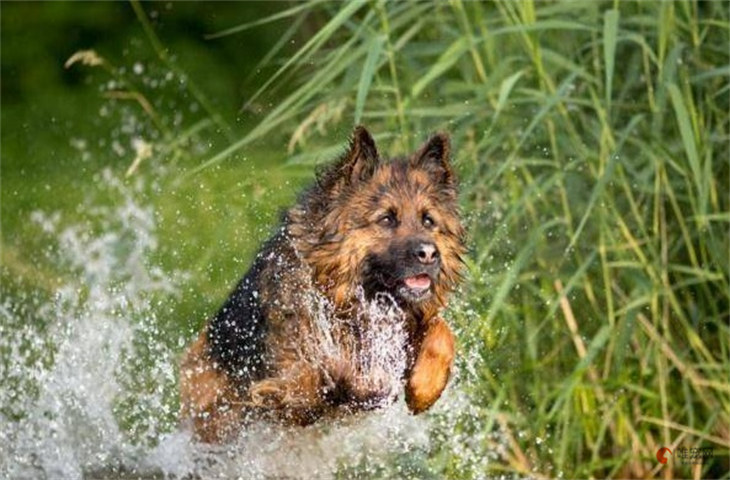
[378,213,397,228]
[422,213,436,229]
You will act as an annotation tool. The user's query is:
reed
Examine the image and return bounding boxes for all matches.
[203,1,729,477]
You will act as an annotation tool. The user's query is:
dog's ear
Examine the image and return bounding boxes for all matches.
[314,126,379,201]
[339,125,379,185]
[412,133,453,186]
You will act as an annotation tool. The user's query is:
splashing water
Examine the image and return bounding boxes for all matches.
[1,170,497,479]
[295,286,410,412]
[1,170,179,478]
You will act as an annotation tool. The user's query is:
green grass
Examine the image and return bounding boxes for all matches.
[196,1,729,478]
[2,1,728,478]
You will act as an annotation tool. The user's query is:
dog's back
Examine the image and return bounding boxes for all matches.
[207,229,290,385]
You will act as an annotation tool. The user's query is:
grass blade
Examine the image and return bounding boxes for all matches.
[603,9,620,108]
[411,37,469,97]
[667,82,706,220]
[494,69,526,118]
[205,1,322,39]
[242,0,368,112]
[354,34,386,125]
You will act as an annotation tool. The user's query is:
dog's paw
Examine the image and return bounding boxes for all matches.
[405,318,455,414]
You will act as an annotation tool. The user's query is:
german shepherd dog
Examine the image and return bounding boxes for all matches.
[180,127,465,443]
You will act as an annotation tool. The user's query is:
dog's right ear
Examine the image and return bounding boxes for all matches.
[315,126,379,200]
[338,125,380,186]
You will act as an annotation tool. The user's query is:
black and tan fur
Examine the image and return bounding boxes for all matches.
[180,127,466,443]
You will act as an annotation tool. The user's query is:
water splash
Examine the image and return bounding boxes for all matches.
[1,170,178,478]
[1,169,498,479]
[298,287,410,411]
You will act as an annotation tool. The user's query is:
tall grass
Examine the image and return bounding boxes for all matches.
[202,1,729,478]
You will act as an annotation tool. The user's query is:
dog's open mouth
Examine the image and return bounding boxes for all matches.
[399,273,433,302]
[404,273,431,291]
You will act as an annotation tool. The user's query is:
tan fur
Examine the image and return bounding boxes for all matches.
[179,330,244,443]
[405,317,455,414]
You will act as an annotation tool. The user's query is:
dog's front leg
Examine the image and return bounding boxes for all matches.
[179,330,244,443]
[405,317,455,414]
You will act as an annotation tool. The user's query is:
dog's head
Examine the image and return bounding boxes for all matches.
[288,126,466,317]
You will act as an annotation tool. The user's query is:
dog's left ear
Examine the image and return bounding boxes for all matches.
[413,133,453,185]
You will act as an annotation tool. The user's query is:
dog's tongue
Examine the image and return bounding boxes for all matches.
[405,274,431,290]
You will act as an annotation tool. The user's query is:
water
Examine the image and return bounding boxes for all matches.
[297,286,410,413]
[1,171,178,478]
[1,170,498,479]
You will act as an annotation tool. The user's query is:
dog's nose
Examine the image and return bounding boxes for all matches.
[415,243,439,264]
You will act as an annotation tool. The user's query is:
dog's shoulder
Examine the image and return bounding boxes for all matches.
[206,227,306,380]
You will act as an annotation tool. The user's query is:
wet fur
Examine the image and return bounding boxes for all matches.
[180,127,466,443]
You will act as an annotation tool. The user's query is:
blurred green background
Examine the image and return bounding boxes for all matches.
[2,1,313,324]
[2,1,729,479]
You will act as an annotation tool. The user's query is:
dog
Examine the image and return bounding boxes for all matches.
[179,126,465,443]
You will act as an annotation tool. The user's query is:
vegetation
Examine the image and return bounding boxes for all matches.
[203,1,728,478]
[2,1,728,478]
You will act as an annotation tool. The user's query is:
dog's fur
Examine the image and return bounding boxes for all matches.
[180,127,465,443]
